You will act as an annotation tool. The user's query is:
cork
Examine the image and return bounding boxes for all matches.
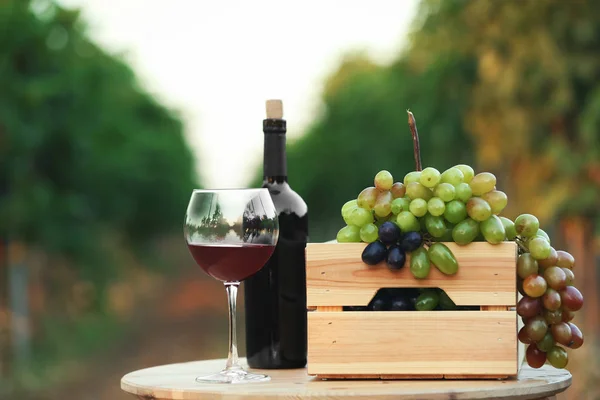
[266,99,283,119]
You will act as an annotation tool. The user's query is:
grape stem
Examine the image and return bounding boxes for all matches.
[407,110,422,172]
[515,237,529,255]
[422,233,434,248]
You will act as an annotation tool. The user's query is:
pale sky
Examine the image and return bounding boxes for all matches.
[58,0,419,188]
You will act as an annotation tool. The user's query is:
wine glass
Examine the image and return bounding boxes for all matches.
[184,188,278,384]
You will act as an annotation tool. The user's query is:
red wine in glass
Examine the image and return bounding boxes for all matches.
[187,243,275,282]
[184,188,279,384]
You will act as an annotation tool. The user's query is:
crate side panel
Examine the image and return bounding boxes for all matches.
[307,311,517,376]
[306,242,517,307]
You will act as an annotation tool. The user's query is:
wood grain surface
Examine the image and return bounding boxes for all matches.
[306,242,517,307]
[120,358,571,400]
[307,311,517,377]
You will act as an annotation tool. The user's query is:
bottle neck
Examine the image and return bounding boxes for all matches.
[263,119,288,183]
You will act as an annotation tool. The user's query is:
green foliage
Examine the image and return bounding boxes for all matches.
[0,1,197,279]
[411,0,600,222]
[251,0,600,240]
[255,54,475,241]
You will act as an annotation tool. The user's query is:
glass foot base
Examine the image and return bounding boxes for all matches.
[196,367,270,384]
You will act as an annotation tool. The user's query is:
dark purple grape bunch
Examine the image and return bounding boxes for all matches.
[361,222,423,271]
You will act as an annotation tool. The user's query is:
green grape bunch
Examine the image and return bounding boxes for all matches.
[336,164,585,371]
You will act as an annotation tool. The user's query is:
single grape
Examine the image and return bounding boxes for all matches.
[440,167,464,185]
[542,288,562,311]
[341,199,357,217]
[396,211,420,233]
[556,250,575,269]
[529,237,552,260]
[525,316,548,341]
[425,214,447,238]
[547,346,568,369]
[466,197,492,222]
[561,309,575,323]
[400,231,423,252]
[536,229,551,243]
[409,198,428,217]
[349,207,374,227]
[544,309,563,325]
[454,182,472,202]
[543,266,567,291]
[517,296,542,318]
[480,215,506,244]
[359,223,379,243]
[361,240,387,265]
[386,245,407,271]
[378,221,401,245]
[390,296,413,311]
[374,191,393,217]
[518,326,533,344]
[523,274,547,298]
[452,218,480,245]
[342,210,356,226]
[514,214,540,237]
[390,182,406,199]
[454,164,474,183]
[409,246,430,279]
[567,322,584,349]
[537,331,555,352]
[428,243,459,275]
[538,247,558,270]
[357,187,378,210]
[500,217,517,240]
[559,286,583,311]
[551,322,573,346]
[420,167,441,188]
[374,170,393,191]
[391,197,410,215]
[337,225,361,243]
[434,183,456,202]
[427,197,446,216]
[562,268,575,286]
[406,182,433,201]
[469,172,497,196]
[415,290,440,311]
[403,171,422,185]
[526,344,547,369]
[444,200,468,224]
[481,190,508,215]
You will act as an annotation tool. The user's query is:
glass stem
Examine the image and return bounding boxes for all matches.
[224,282,241,371]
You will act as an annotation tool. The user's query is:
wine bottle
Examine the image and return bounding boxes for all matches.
[243,99,308,369]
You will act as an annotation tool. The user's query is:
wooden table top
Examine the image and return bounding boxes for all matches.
[120,358,571,400]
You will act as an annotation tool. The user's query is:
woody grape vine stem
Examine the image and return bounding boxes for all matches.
[407,110,422,172]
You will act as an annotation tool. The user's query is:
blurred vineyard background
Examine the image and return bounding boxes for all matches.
[0,0,599,399]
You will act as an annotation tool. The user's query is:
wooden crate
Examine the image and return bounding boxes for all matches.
[306,241,518,379]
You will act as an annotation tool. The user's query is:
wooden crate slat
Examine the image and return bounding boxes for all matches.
[307,311,517,377]
[307,242,517,307]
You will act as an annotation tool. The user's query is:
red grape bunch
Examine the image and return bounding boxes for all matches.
[515,216,584,369]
